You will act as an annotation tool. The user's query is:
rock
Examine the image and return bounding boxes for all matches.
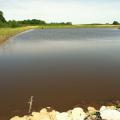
[10,106,120,120]
[87,107,97,115]
[100,106,120,120]
[38,107,56,120]
[31,112,47,120]
[56,107,86,120]
[71,108,86,120]
[85,112,101,120]
[10,107,57,120]
[10,116,28,120]
[56,112,70,120]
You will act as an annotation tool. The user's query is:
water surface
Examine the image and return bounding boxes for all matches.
[0,28,120,119]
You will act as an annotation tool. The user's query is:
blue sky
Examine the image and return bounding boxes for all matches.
[0,0,120,24]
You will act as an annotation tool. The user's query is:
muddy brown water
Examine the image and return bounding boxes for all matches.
[0,28,120,119]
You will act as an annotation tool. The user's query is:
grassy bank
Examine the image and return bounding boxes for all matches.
[76,24,120,28]
[0,26,37,43]
[38,25,77,29]
[38,24,120,29]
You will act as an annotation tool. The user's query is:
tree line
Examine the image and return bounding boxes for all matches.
[1,10,120,27]
[0,11,72,28]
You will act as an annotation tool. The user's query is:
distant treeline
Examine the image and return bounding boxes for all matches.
[0,11,72,28]
[0,10,120,28]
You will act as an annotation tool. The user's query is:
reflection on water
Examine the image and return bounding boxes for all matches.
[0,28,120,119]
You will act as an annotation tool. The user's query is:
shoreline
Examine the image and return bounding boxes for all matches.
[0,26,37,43]
[38,24,120,29]
[0,24,120,43]
[9,99,120,120]
[10,105,120,120]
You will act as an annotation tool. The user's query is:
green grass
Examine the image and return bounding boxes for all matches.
[38,25,77,29]
[38,24,120,29]
[76,24,120,28]
[0,26,37,43]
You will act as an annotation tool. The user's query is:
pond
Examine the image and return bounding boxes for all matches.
[0,28,120,119]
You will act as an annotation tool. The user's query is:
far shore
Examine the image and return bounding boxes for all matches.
[0,24,120,43]
[38,24,120,29]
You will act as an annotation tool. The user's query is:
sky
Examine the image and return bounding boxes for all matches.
[0,0,120,24]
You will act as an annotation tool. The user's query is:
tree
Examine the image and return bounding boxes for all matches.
[113,21,119,25]
[18,19,46,25]
[8,20,21,28]
[0,20,4,27]
[66,22,72,25]
[0,11,6,23]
